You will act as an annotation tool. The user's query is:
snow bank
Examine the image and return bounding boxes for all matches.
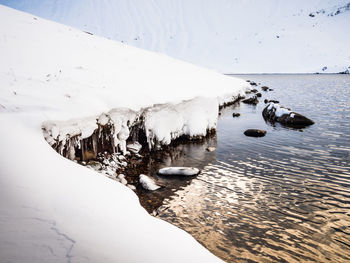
[0,5,248,262]
[2,0,350,73]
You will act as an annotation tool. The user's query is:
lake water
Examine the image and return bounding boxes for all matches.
[135,74,350,263]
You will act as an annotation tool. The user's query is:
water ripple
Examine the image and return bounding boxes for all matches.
[152,75,350,262]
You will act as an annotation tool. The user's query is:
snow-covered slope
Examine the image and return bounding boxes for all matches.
[0,4,248,262]
[2,0,350,73]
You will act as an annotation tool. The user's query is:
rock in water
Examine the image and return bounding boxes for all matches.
[242,96,259,105]
[158,167,200,176]
[232,112,241,117]
[117,174,128,185]
[261,86,269,91]
[206,146,216,152]
[127,141,142,154]
[244,129,267,137]
[256,92,262,97]
[139,174,161,191]
[264,99,279,104]
[262,103,314,127]
[86,160,102,171]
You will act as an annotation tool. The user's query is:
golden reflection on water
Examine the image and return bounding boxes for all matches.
[152,75,350,263]
[157,162,350,263]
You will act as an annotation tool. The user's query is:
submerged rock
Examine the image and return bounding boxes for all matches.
[158,167,200,176]
[244,129,267,137]
[261,86,269,91]
[262,103,314,127]
[232,112,241,117]
[139,174,162,191]
[242,96,259,105]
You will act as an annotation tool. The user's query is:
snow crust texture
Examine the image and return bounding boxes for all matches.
[2,0,350,73]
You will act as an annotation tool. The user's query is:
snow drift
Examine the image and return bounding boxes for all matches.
[2,0,350,73]
[0,5,248,262]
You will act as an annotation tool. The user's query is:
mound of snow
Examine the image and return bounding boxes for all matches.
[0,5,244,262]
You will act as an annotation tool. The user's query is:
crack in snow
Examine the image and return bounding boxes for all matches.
[32,217,75,263]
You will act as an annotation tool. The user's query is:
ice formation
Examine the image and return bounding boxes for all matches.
[158,167,201,176]
[267,103,292,118]
[42,96,238,161]
[139,174,162,191]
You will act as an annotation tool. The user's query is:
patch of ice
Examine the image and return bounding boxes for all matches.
[143,97,218,149]
[139,174,161,191]
[117,174,128,185]
[158,167,200,176]
[267,103,292,117]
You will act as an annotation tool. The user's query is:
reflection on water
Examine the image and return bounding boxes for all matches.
[140,75,350,262]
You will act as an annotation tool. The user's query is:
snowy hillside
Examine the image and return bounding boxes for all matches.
[0,4,248,263]
[2,0,350,73]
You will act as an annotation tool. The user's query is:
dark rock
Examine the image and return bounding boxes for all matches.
[262,104,315,128]
[249,81,258,86]
[277,112,314,126]
[232,113,241,117]
[256,92,262,97]
[244,129,266,137]
[242,96,259,105]
[261,86,269,91]
[251,89,258,93]
[339,69,349,74]
[264,99,279,104]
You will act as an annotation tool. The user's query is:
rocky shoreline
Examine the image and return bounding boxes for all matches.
[42,78,314,214]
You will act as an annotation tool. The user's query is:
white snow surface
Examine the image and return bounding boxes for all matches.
[267,103,292,117]
[2,0,350,73]
[0,5,250,263]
